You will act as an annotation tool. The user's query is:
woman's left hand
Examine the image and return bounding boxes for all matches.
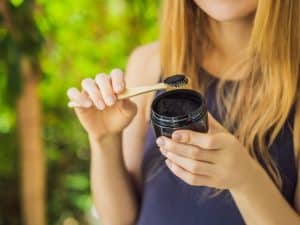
[156,113,259,191]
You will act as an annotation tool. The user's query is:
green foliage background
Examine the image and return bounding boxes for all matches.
[0,0,160,224]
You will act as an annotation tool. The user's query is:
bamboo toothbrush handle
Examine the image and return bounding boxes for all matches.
[117,83,167,100]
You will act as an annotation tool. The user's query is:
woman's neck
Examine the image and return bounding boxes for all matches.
[202,15,254,78]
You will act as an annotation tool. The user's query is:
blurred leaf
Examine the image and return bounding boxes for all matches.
[65,174,89,190]
[10,0,24,7]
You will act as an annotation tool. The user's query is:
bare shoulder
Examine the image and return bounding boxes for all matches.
[125,41,160,87]
[125,41,161,120]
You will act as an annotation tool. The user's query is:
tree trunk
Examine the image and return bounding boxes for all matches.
[16,56,46,225]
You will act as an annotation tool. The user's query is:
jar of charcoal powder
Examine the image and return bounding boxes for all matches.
[151,89,208,138]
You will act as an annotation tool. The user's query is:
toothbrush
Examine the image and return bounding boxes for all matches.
[117,74,189,100]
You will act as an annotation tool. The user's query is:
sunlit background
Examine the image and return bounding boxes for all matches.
[0,0,160,224]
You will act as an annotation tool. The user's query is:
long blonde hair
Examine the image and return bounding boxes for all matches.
[160,0,300,188]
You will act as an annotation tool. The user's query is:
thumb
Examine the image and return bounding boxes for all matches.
[118,99,137,118]
[207,112,227,133]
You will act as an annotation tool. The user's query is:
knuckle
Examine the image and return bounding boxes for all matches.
[205,135,215,148]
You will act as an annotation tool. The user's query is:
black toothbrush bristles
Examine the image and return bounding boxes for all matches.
[163,74,189,88]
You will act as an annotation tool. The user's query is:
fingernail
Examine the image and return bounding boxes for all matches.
[106,96,116,106]
[173,133,182,142]
[173,132,187,142]
[156,137,165,146]
[115,84,124,93]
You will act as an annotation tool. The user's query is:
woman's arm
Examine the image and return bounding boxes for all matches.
[230,162,300,225]
[90,42,160,225]
[231,102,300,225]
[90,134,138,225]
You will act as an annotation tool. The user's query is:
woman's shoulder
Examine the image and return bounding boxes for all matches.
[125,41,161,87]
[125,41,161,120]
[130,41,159,58]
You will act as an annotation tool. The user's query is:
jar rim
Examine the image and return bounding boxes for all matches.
[151,89,207,125]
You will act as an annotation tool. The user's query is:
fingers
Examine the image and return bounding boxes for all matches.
[171,130,226,149]
[95,73,116,106]
[67,87,92,108]
[110,68,125,93]
[67,68,126,110]
[156,136,215,163]
[82,78,106,110]
[165,152,215,176]
[165,160,214,187]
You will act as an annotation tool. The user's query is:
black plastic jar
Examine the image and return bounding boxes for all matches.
[151,89,208,138]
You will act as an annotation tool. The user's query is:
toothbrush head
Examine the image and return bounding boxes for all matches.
[163,74,189,88]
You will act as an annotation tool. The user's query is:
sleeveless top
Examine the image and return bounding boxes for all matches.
[135,68,297,225]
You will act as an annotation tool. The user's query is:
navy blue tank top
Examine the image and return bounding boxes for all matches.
[135,69,297,225]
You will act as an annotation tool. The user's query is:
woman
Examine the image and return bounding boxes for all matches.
[66,1,300,225]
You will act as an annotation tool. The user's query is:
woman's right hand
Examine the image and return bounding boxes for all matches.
[67,69,137,140]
